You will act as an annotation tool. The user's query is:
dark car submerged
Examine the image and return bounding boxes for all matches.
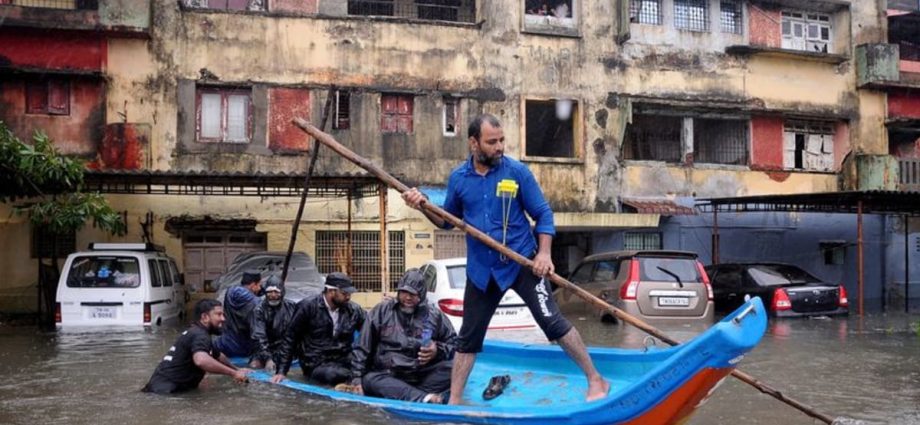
[705,263,848,317]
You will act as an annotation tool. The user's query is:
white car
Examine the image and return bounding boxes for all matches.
[419,258,538,332]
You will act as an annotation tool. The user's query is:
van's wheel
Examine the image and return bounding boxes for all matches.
[601,314,617,324]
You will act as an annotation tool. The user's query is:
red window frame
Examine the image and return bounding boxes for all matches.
[381,94,414,134]
[196,87,252,143]
[26,79,70,116]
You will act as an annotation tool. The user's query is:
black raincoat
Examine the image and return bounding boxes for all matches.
[275,293,366,376]
[349,276,457,381]
[250,296,297,364]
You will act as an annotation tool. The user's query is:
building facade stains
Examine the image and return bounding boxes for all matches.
[4,0,920,310]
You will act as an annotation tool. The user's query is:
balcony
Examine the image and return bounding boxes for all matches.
[0,0,150,36]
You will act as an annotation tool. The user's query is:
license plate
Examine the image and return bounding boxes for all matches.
[495,307,522,316]
[90,307,116,319]
[658,297,689,307]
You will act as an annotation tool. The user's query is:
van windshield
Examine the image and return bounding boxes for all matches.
[67,256,141,288]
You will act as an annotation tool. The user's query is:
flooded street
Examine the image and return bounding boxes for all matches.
[1,313,918,425]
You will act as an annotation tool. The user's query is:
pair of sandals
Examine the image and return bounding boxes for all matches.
[482,374,511,400]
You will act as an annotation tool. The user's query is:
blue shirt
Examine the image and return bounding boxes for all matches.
[442,156,555,291]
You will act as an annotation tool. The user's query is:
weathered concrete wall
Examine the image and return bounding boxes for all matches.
[889,92,920,119]
[99,0,152,29]
[268,87,311,152]
[751,116,784,169]
[748,4,780,49]
[622,165,838,198]
[0,30,105,71]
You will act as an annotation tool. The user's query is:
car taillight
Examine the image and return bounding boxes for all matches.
[143,302,151,324]
[619,259,640,300]
[55,303,61,323]
[838,285,849,308]
[696,261,713,301]
[772,288,792,311]
[438,299,464,317]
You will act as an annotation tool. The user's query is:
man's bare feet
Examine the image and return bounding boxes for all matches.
[423,393,443,404]
[586,377,610,402]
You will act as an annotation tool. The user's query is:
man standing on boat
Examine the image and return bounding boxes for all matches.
[402,113,610,404]
[346,269,457,403]
[143,299,250,394]
[249,275,297,370]
[271,272,366,385]
[213,270,263,358]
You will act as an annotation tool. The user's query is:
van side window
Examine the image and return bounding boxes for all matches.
[148,259,163,287]
[168,261,183,286]
[158,260,173,287]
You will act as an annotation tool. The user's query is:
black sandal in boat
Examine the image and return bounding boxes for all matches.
[482,375,511,400]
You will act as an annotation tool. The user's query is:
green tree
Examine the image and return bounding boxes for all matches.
[0,122,125,328]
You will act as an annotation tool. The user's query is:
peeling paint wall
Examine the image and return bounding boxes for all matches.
[0,30,105,71]
[748,4,780,48]
[751,116,784,169]
[268,87,311,152]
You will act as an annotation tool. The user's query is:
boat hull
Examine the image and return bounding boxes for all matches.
[238,297,767,425]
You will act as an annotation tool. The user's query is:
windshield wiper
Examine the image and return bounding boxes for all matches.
[656,266,684,288]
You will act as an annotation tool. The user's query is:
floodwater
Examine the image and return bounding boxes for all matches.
[1,313,918,425]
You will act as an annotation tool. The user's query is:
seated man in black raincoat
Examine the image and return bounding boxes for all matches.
[271,272,366,385]
[347,269,457,404]
[249,275,297,370]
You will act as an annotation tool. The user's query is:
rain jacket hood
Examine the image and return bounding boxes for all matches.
[395,269,427,304]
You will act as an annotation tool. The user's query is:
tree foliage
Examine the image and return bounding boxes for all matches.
[0,121,125,236]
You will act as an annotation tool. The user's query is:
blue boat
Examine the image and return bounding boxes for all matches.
[238,297,767,425]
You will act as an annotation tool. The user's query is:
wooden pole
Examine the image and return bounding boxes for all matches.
[857,200,864,316]
[292,118,837,425]
[379,183,389,294]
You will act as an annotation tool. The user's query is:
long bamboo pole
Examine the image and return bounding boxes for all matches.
[292,118,837,425]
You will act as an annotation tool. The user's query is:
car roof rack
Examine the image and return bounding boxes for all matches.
[87,242,165,252]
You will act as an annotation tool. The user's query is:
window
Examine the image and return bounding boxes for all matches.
[624,114,683,162]
[443,96,459,137]
[148,260,163,287]
[334,90,351,130]
[624,232,662,250]
[185,0,264,11]
[820,242,846,265]
[381,94,413,133]
[347,0,473,22]
[693,118,748,165]
[26,79,70,116]
[65,256,141,288]
[781,11,831,53]
[158,260,173,287]
[674,0,709,32]
[720,1,741,34]
[524,0,577,31]
[630,0,662,25]
[32,227,76,258]
[197,87,251,143]
[783,120,835,171]
[315,230,405,292]
[417,0,464,21]
[348,0,394,16]
[525,99,577,158]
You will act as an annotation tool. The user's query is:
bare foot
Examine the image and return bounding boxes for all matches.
[423,393,443,404]
[447,396,464,405]
[586,377,610,402]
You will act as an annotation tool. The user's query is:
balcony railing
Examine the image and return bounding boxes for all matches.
[900,158,920,191]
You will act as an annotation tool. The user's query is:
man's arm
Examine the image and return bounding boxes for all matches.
[250,306,271,362]
[193,352,250,383]
[518,167,555,277]
[402,188,449,228]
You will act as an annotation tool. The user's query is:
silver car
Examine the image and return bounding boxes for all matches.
[556,250,714,324]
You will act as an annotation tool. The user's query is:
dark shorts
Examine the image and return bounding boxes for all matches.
[457,268,572,353]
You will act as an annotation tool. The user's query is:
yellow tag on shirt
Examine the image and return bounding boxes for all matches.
[496,179,519,197]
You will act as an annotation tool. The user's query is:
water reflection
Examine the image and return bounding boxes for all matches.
[0,312,918,425]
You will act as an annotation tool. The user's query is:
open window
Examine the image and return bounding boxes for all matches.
[185,0,266,11]
[443,96,459,137]
[347,0,474,22]
[524,0,577,34]
[783,120,834,171]
[693,118,748,165]
[626,112,749,165]
[624,114,683,162]
[197,87,252,143]
[524,98,579,159]
[334,90,351,130]
[26,78,70,116]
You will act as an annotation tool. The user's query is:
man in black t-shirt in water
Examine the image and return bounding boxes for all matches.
[143,299,251,394]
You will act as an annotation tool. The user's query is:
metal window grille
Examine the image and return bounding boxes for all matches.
[624,114,683,162]
[630,0,662,25]
[316,230,405,292]
[720,1,741,34]
[7,0,95,9]
[32,227,76,258]
[693,118,748,165]
[434,230,467,259]
[348,0,474,23]
[674,0,709,32]
[624,232,662,250]
[443,97,458,136]
[784,120,834,134]
[899,158,920,190]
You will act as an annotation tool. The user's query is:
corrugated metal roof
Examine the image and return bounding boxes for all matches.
[697,190,920,215]
[621,198,697,216]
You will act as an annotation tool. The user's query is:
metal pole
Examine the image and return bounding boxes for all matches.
[379,183,389,294]
[857,200,864,317]
[712,207,720,264]
[906,214,910,313]
[347,189,353,276]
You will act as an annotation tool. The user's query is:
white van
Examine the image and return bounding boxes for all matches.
[56,243,187,328]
